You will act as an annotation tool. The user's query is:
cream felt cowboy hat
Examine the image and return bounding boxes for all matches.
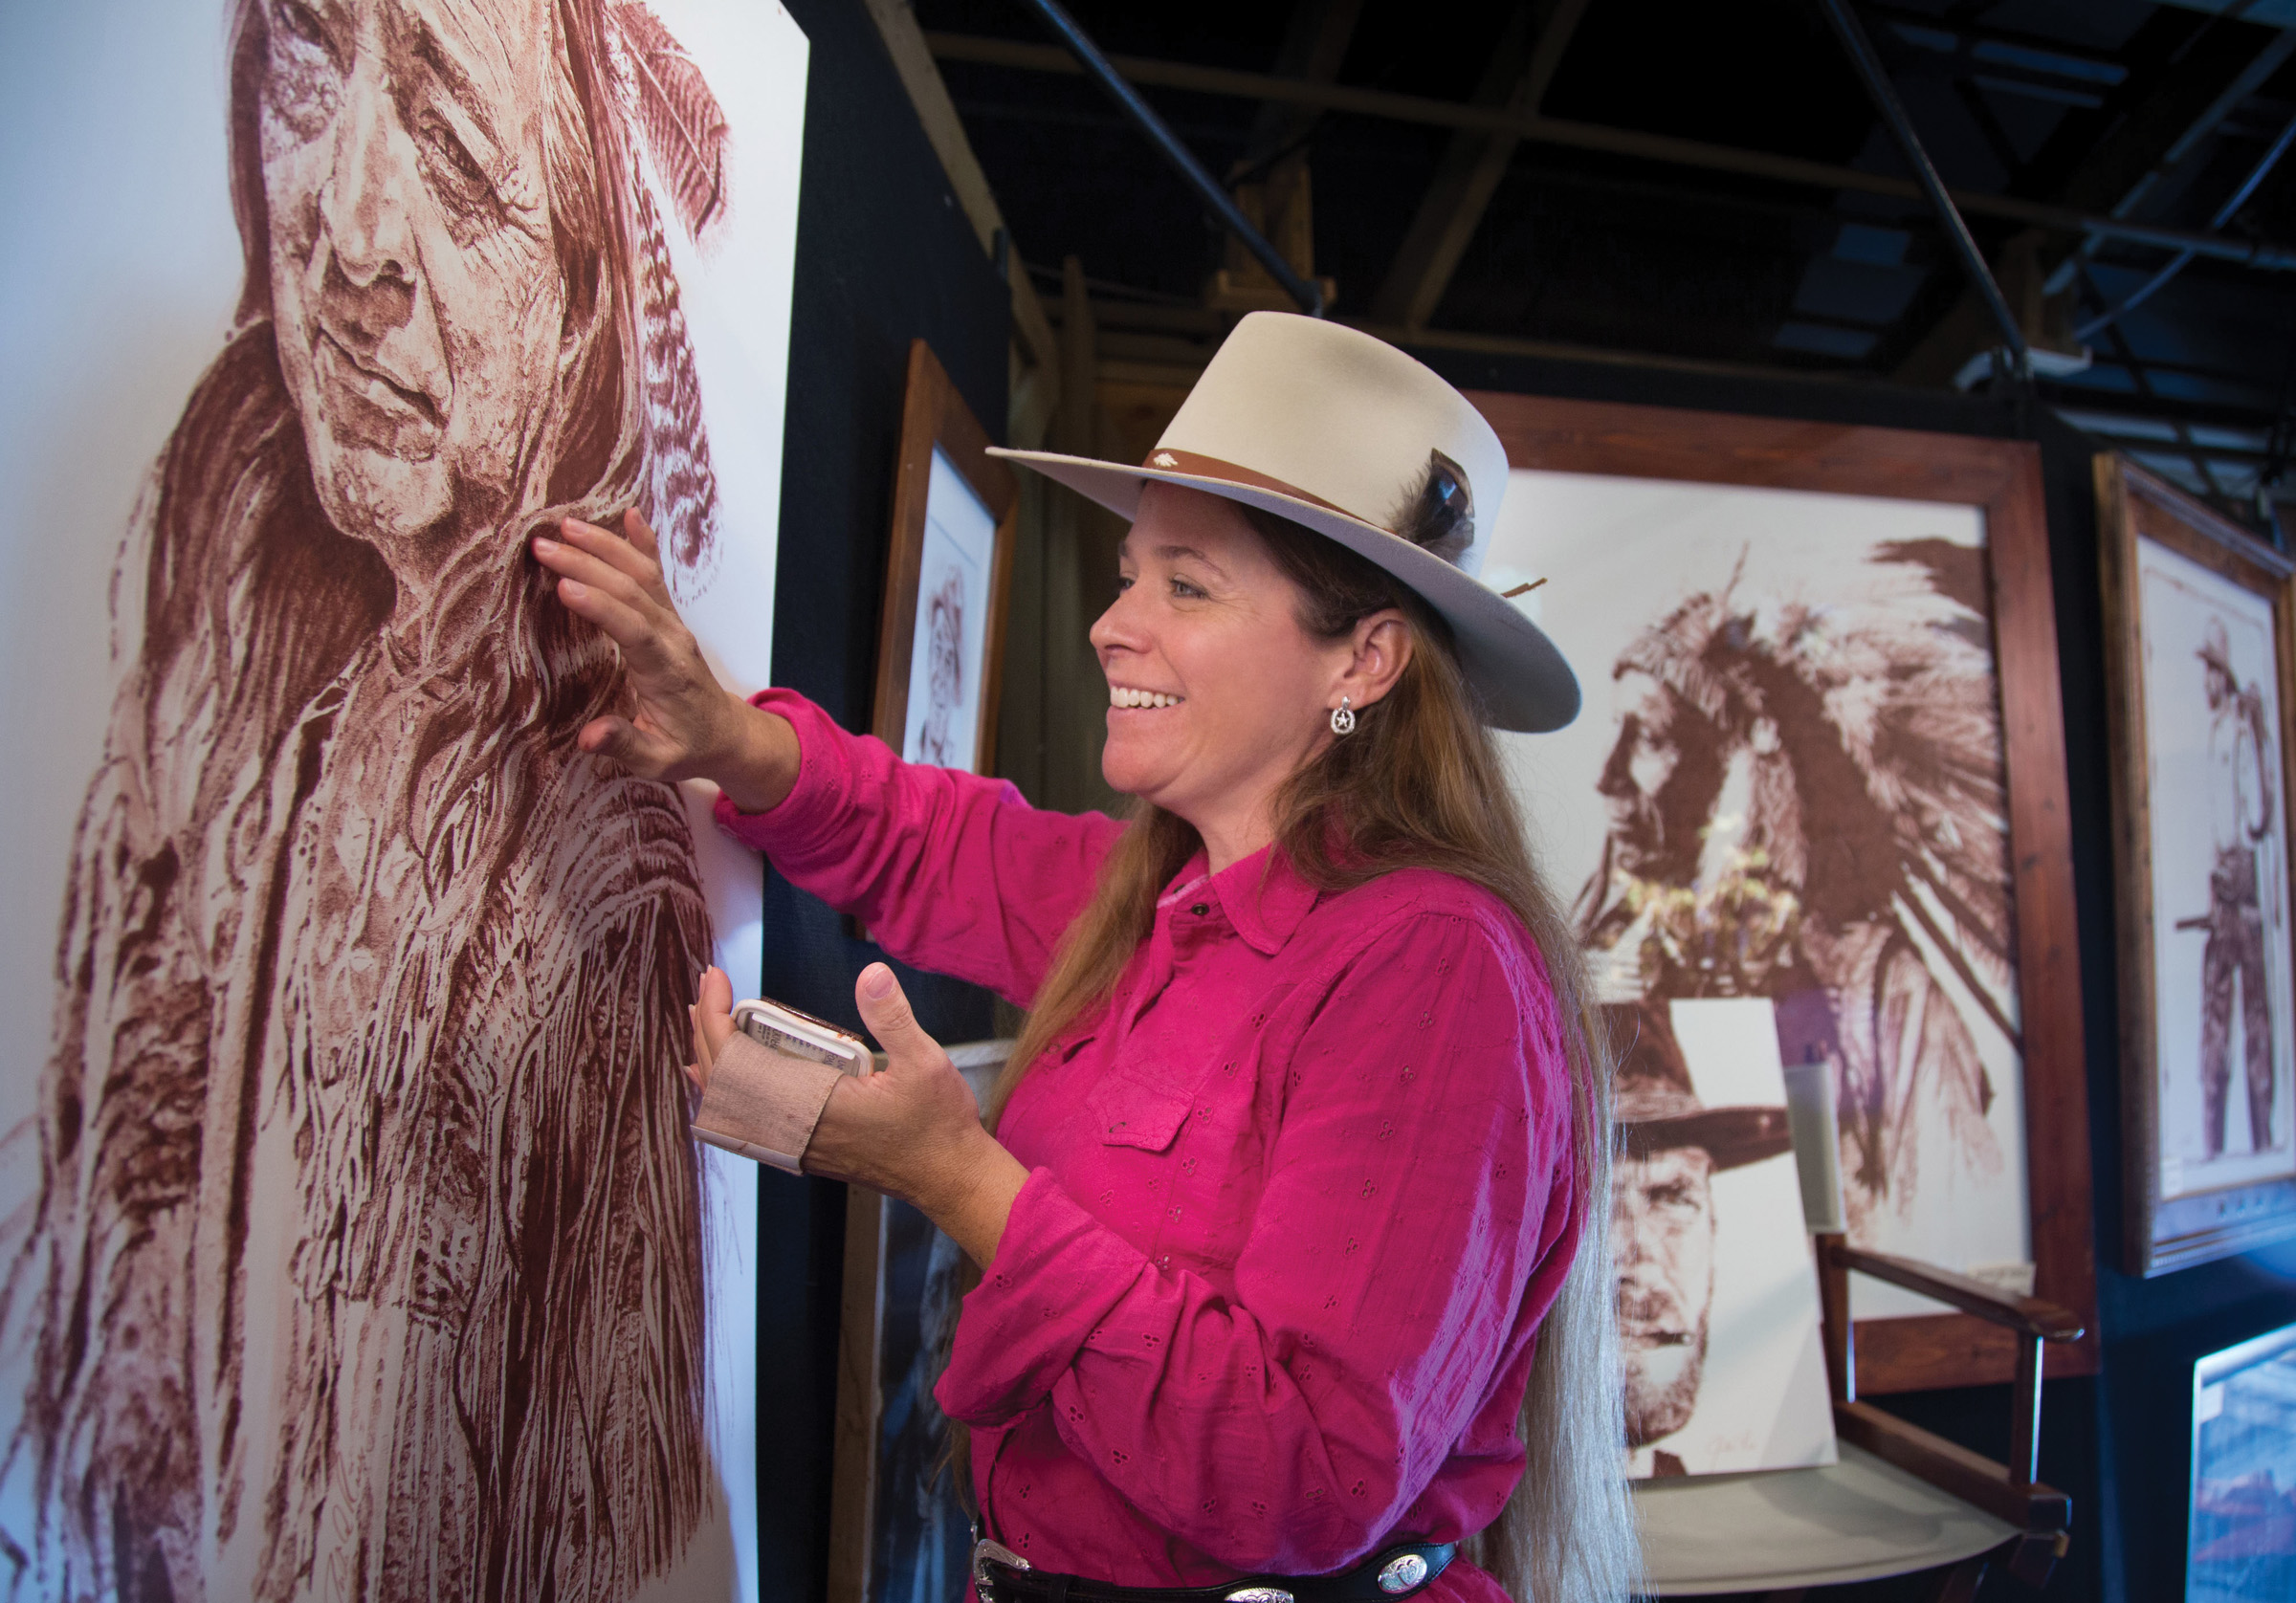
[986,313,1579,733]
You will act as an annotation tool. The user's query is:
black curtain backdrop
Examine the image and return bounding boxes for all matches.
[741,10,2293,1592]
[753,3,1009,1597]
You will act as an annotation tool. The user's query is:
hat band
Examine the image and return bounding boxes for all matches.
[1140,448,1383,532]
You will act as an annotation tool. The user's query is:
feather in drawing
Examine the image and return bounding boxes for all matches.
[612,1,732,238]
[611,0,727,598]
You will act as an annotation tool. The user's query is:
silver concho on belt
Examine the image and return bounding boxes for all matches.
[1378,1551,1431,1593]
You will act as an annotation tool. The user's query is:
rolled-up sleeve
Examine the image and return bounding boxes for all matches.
[936,909,1574,1573]
[714,690,1123,1006]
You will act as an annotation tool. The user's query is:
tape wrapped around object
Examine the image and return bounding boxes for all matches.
[692,1030,846,1173]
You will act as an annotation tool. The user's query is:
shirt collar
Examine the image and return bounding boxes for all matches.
[1159,842,1321,956]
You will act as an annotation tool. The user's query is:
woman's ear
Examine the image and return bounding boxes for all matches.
[1337,609,1414,711]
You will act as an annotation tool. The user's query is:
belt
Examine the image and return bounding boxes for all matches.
[972,1537,1456,1603]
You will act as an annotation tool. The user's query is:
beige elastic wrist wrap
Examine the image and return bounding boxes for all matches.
[692,1030,846,1174]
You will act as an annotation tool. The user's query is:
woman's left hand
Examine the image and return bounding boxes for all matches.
[807,964,1029,1267]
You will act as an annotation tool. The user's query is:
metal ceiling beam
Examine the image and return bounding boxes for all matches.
[1008,0,1325,315]
[1819,0,2028,368]
[925,32,2296,269]
[1368,0,1591,329]
[1892,18,2296,382]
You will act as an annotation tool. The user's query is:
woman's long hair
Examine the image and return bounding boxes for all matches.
[963,503,1639,1602]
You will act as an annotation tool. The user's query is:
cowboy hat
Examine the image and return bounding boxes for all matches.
[986,313,1579,733]
[2198,615,2237,677]
[1604,1000,1795,1173]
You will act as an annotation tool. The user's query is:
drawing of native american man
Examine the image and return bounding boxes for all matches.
[1575,544,2014,1249]
[4,3,738,1597]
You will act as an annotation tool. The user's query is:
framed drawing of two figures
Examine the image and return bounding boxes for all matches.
[2100,457,2296,1276]
[1473,394,2099,1402]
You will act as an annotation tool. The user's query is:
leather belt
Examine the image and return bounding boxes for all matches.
[972,1537,1456,1602]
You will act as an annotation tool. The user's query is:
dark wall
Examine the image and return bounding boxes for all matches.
[1405,343,2296,1601]
[754,3,1010,1597]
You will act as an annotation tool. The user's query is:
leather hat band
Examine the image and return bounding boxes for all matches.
[1138,448,1385,533]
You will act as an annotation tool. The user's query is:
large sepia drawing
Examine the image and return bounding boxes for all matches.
[0,2,806,1597]
[1468,393,2097,1395]
[1491,471,2027,1322]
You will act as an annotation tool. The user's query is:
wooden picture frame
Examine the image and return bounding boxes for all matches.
[2098,456,2296,1277]
[828,1042,1013,1603]
[1469,391,2098,1393]
[871,339,1019,775]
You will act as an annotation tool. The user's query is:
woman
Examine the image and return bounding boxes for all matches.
[536,314,1635,1601]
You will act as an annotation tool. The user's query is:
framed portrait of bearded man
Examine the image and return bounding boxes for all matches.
[2099,456,2296,1277]
[1468,393,2098,1395]
[0,3,806,1599]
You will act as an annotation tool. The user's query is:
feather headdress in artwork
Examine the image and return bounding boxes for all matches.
[607,1,730,601]
[1595,543,2019,1048]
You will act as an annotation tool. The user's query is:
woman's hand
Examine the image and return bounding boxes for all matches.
[532,510,799,813]
[806,963,1030,1268]
[687,964,738,1094]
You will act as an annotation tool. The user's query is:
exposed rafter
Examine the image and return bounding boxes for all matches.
[1230,0,1366,182]
[923,32,2296,270]
[1368,0,1590,330]
[1893,11,2296,381]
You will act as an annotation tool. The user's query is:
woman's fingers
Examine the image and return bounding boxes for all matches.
[853,963,947,1073]
[556,513,672,603]
[620,508,666,573]
[535,533,659,623]
[687,1005,712,1093]
[577,714,689,778]
[695,966,737,1060]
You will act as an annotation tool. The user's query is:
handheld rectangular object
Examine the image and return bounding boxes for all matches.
[693,1000,872,1173]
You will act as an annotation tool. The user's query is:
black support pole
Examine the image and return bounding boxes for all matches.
[1817,0,2028,370]
[1013,0,1327,317]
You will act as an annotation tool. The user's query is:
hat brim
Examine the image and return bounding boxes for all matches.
[987,447,1580,735]
[1620,1105,1795,1173]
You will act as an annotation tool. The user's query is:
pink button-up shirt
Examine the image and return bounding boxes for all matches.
[717,692,1582,1601]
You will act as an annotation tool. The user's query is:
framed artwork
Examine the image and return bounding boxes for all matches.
[1610,999,1834,1479]
[2190,1319,2296,1603]
[1470,391,2097,1394]
[2098,456,2296,1276]
[828,1042,1013,1603]
[872,339,1019,775]
[0,4,806,1597]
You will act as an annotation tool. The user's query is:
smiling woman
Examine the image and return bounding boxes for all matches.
[12,1,739,1598]
[536,313,1641,1603]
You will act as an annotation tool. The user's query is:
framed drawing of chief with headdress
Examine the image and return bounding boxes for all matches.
[2099,455,2296,1276]
[1468,393,2097,1396]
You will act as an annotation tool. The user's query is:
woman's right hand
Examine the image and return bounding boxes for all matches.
[533,510,799,812]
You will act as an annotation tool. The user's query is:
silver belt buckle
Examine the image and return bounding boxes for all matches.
[972,1537,1030,1598]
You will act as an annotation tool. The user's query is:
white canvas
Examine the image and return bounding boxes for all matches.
[1623,999,1836,1479]
[0,3,805,1599]
[901,446,997,770]
[2136,537,2296,1200]
[1492,470,2032,1321]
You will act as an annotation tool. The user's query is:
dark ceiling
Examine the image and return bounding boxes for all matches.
[914,0,2296,540]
